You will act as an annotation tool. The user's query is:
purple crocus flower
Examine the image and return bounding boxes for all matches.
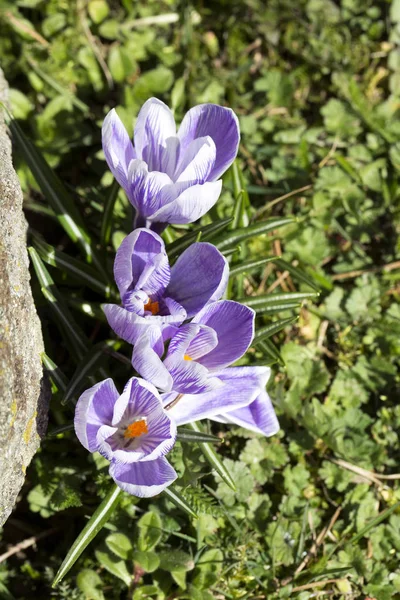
[102,98,240,228]
[163,366,279,437]
[74,377,177,497]
[102,228,228,347]
[132,299,255,393]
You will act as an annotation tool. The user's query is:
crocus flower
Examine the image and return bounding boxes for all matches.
[132,299,255,393]
[74,377,177,497]
[102,228,228,347]
[102,98,240,228]
[163,366,279,437]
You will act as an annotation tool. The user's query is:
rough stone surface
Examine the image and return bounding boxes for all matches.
[0,67,49,527]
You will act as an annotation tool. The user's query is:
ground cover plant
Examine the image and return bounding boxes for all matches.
[1,0,400,598]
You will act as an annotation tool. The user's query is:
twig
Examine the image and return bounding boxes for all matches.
[331,261,400,281]
[77,0,113,90]
[0,529,58,564]
[318,137,339,169]
[265,270,290,294]
[254,184,313,220]
[292,578,343,592]
[332,458,400,483]
[4,11,49,47]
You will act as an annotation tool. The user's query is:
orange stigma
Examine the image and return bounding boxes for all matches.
[124,419,148,439]
[184,354,192,361]
[144,298,160,315]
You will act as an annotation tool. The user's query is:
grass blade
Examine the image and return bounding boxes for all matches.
[244,291,319,310]
[10,118,106,276]
[62,341,115,405]
[177,428,220,443]
[350,500,400,545]
[167,218,233,256]
[101,180,120,248]
[273,258,320,291]
[258,339,283,365]
[163,487,198,518]
[32,234,115,298]
[41,352,68,393]
[215,217,295,251]
[188,422,236,491]
[29,247,89,359]
[53,484,122,587]
[229,256,276,278]
[253,316,298,345]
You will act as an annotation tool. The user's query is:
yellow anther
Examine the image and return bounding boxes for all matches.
[124,419,148,439]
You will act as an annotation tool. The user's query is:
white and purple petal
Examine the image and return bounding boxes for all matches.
[150,180,222,225]
[127,160,173,217]
[163,366,269,425]
[167,242,229,318]
[113,228,170,300]
[134,98,178,174]
[110,456,177,498]
[175,136,216,184]
[131,329,174,392]
[177,103,240,181]
[74,379,119,452]
[102,109,136,192]
[193,300,255,370]
[212,390,279,436]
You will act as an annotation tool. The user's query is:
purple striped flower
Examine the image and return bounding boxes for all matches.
[74,370,279,497]
[102,98,240,228]
[163,366,279,438]
[132,300,256,393]
[74,377,177,497]
[102,228,228,347]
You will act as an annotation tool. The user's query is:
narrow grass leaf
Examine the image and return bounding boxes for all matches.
[253,316,298,344]
[41,352,68,393]
[101,180,120,248]
[244,291,319,310]
[350,500,400,545]
[273,258,320,291]
[167,218,232,256]
[258,339,283,365]
[52,484,122,587]
[188,422,236,491]
[229,256,276,278]
[33,234,115,298]
[62,341,115,405]
[215,217,295,251]
[10,118,105,276]
[163,487,198,519]
[177,428,220,443]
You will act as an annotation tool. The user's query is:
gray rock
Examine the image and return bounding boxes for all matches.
[0,67,50,526]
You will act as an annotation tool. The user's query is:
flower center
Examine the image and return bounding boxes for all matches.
[124,418,148,439]
[143,298,160,315]
[184,354,192,361]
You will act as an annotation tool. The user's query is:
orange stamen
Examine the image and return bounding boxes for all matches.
[144,299,160,315]
[184,354,192,361]
[124,419,148,439]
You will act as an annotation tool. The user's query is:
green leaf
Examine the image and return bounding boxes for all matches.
[10,118,104,274]
[188,422,236,491]
[215,217,295,251]
[167,218,232,257]
[132,551,160,573]
[258,339,283,365]
[177,428,220,444]
[137,511,162,551]
[29,247,88,360]
[53,484,122,587]
[95,548,131,586]
[229,256,276,278]
[76,569,105,600]
[62,341,114,405]
[101,180,119,248]
[273,259,321,291]
[41,352,68,393]
[105,532,133,560]
[32,234,114,298]
[88,0,110,24]
[350,501,400,545]
[253,316,298,344]
[158,550,195,573]
[244,291,318,311]
[163,487,198,519]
